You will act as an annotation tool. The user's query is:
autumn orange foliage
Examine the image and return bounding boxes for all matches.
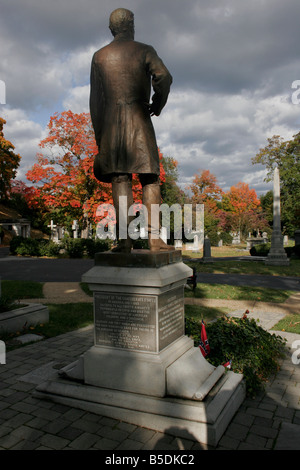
[25,111,166,227]
[188,169,224,218]
[222,182,262,235]
[0,118,21,200]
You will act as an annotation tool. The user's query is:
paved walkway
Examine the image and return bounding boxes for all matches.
[24,280,300,310]
[1,283,300,450]
[30,282,93,304]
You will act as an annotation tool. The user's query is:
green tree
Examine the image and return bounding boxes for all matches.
[252,134,300,235]
[160,156,185,205]
[160,156,186,242]
[0,118,21,201]
[260,190,273,225]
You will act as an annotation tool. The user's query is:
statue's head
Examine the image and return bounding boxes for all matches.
[109,8,134,38]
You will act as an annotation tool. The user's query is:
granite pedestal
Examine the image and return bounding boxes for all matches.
[35,250,245,446]
[265,167,289,266]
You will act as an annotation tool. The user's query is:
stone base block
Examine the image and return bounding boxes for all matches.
[34,366,245,447]
[264,254,290,266]
[83,336,193,397]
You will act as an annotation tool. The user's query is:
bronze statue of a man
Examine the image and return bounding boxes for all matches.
[90,8,174,252]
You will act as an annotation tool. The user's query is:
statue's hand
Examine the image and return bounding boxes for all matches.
[150,101,161,117]
[144,102,156,116]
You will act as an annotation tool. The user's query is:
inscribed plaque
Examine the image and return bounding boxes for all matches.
[94,292,157,352]
[158,287,184,351]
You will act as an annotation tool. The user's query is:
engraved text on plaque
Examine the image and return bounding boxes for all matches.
[94,293,157,352]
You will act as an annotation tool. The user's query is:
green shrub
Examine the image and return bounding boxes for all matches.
[9,235,113,259]
[39,240,61,257]
[205,231,220,246]
[250,242,300,258]
[9,236,25,255]
[10,237,59,257]
[185,315,286,397]
[219,232,233,245]
[0,295,15,313]
[84,238,112,257]
[63,238,86,258]
[250,243,271,257]
[14,238,42,256]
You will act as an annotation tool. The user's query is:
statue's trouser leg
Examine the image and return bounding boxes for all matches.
[111,174,133,252]
[140,174,174,251]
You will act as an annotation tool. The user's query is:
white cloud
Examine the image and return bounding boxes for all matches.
[153,88,300,194]
[1,0,300,196]
[1,107,45,181]
[63,85,90,113]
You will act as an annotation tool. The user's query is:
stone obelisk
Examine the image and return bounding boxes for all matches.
[265,167,289,265]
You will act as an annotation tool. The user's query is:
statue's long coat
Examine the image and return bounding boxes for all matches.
[90,38,172,183]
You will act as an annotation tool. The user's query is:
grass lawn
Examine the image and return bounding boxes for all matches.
[80,282,92,297]
[182,244,250,258]
[184,257,300,277]
[185,283,294,303]
[182,242,300,277]
[272,314,300,334]
[32,303,94,338]
[184,304,230,323]
[1,249,299,348]
[1,303,94,348]
[1,280,44,300]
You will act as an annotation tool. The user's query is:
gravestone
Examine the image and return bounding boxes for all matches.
[48,220,59,243]
[231,231,240,245]
[72,220,79,239]
[202,236,213,263]
[265,168,289,266]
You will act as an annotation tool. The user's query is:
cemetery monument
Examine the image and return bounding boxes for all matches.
[35,9,245,446]
[265,167,289,266]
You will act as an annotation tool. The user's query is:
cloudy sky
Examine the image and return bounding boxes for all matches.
[1,0,300,196]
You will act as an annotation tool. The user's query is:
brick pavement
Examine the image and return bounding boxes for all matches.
[1,317,300,450]
[1,281,300,450]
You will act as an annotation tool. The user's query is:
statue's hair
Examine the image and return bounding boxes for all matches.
[109,8,134,36]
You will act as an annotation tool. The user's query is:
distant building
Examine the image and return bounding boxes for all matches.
[0,204,31,242]
[0,218,31,238]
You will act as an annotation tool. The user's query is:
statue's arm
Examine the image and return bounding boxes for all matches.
[146,47,172,116]
[89,54,104,148]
